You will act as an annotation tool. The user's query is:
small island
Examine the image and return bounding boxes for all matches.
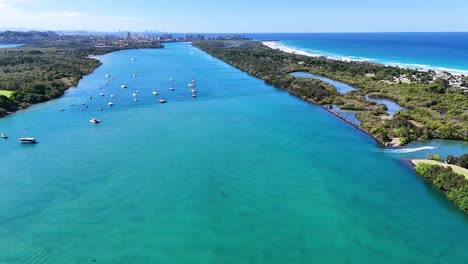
[192,40,468,146]
[0,31,164,117]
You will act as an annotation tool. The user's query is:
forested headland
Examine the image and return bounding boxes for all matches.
[192,40,468,145]
[0,31,163,117]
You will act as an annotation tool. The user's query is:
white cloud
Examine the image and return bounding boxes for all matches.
[0,0,146,31]
[36,10,86,19]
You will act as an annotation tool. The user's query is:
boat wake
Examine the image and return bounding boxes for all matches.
[381,146,437,154]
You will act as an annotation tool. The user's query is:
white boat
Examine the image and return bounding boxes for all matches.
[110,94,115,98]
[89,118,101,124]
[131,58,135,61]
[191,79,196,83]
[132,74,138,77]
[188,83,196,87]
[105,80,109,85]
[152,91,158,95]
[99,107,103,111]
[132,93,137,97]
[98,84,102,89]
[108,102,114,106]
[192,93,197,98]
[134,98,138,101]
[170,77,174,82]
[190,88,197,93]
[135,90,140,93]
[100,92,104,96]
[121,84,128,89]
[1,133,7,139]
[19,137,36,144]
[159,99,167,104]
[59,108,64,111]
[170,87,175,91]
[89,96,92,99]
[105,73,111,77]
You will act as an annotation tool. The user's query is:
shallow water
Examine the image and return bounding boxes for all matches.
[0,43,467,263]
[289,71,356,93]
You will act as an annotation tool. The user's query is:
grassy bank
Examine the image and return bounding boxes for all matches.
[411,159,468,179]
[192,40,467,145]
[411,160,468,213]
[0,90,12,97]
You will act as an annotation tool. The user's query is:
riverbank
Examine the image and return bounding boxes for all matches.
[192,40,468,146]
[410,159,468,179]
[410,158,468,213]
[0,31,164,117]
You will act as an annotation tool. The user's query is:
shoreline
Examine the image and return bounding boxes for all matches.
[262,41,468,76]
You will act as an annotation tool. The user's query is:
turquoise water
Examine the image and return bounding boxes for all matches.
[0,43,467,263]
[289,71,356,93]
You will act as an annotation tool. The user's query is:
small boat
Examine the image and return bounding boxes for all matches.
[191,79,196,83]
[59,108,64,111]
[135,90,140,93]
[132,74,138,77]
[89,118,101,124]
[105,80,109,85]
[1,133,7,139]
[170,77,174,82]
[152,91,158,95]
[98,85,102,89]
[108,102,114,106]
[99,107,103,111]
[19,137,36,144]
[105,73,111,77]
[84,104,88,108]
[159,99,167,104]
[134,98,138,101]
[170,87,175,91]
[81,102,85,105]
[188,83,196,87]
[121,84,128,89]
[100,92,104,96]
[131,58,135,61]
[110,94,115,98]
[179,96,183,99]
[190,89,197,93]
[192,93,197,98]
[132,93,137,97]
[89,96,92,99]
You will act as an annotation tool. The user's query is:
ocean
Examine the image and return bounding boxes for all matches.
[0,41,467,263]
[244,32,468,74]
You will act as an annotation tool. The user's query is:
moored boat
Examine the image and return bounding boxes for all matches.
[159,99,167,104]
[1,133,8,139]
[89,118,101,124]
[19,137,36,144]
[121,84,128,89]
[152,91,158,95]
[108,101,114,106]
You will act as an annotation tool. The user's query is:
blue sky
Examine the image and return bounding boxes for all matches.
[0,0,467,32]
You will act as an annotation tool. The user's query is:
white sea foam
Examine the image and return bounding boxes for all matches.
[262,41,468,76]
[381,146,437,154]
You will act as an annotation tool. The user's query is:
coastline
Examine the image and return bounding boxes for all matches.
[410,159,468,179]
[262,41,468,76]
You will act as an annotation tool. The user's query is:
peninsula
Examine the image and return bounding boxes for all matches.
[192,40,468,146]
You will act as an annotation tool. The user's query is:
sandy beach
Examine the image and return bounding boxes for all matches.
[262,41,468,77]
